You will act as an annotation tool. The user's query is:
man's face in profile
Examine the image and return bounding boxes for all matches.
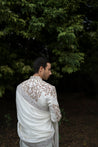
[42,63,52,80]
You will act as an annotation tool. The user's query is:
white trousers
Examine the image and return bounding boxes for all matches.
[20,140,53,147]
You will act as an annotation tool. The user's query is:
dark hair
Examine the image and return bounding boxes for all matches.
[33,57,49,73]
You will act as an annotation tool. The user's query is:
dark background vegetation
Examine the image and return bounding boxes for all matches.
[0,0,98,146]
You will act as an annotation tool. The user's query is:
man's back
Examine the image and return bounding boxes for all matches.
[17,76,55,110]
[16,76,61,145]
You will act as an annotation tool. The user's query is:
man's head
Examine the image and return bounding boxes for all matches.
[33,57,52,80]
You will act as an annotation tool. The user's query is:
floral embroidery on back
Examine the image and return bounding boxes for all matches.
[21,76,54,102]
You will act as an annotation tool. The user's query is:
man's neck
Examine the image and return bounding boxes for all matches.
[33,73,42,79]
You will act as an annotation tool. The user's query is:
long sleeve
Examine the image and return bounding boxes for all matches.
[47,86,62,123]
[16,76,61,146]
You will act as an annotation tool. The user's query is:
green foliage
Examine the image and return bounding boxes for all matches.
[4,113,12,127]
[59,108,69,126]
[0,86,5,97]
[53,50,84,74]
[0,65,14,76]
[61,108,69,122]
[0,65,14,97]
[15,61,32,74]
[79,1,98,76]
[0,0,97,97]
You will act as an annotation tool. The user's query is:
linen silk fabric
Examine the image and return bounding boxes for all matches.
[16,76,61,147]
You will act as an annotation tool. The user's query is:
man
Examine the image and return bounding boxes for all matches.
[16,57,62,147]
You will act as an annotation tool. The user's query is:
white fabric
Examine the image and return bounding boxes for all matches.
[16,76,61,147]
[20,139,53,147]
[16,90,54,143]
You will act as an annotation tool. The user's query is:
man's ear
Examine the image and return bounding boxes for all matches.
[39,66,44,72]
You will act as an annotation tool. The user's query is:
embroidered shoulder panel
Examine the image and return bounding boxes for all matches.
[21,76,53,101]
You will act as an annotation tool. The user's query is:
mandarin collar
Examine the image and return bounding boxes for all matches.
[30,75,42,80]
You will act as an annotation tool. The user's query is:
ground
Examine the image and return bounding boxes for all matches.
[0,93,98,147]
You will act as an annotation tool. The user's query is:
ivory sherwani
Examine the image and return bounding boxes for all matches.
[16,76,61,147]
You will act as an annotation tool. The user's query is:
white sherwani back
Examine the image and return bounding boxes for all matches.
[16,76,61,147]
